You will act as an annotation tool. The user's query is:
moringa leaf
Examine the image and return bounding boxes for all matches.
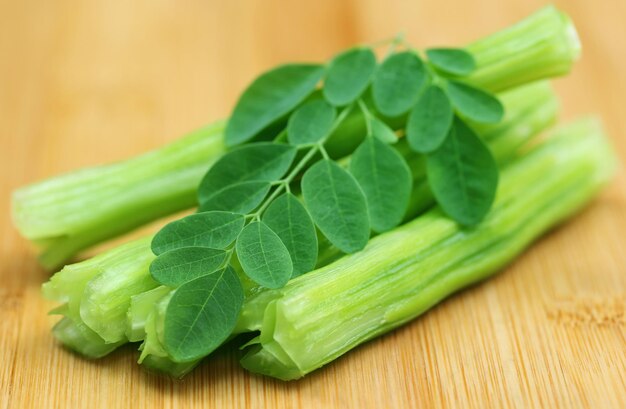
[426,48,476,76]
[150,247,228,287]
[371,51,427,117]
[323,47,377,106]
[406,85,454,153]
[151,211,244,255]
[236,221,293,288]
[426,117,499,226]
[198,142,296,204]
[262,193,318,277]
[301,159,370,253]
[198,181,271,213]
[446,80,504,124]
[163,266,243,362]
[350,137,412,232]
[225,64,325,146]
[369,115,398,144]
[287,99,336,146]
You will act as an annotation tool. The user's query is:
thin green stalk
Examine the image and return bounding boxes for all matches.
[466,5,580,92]
[14,123,226,269]
[239,118,615,380]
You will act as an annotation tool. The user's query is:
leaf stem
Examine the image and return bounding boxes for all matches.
[250,146,319,219]
[357,99,373,137]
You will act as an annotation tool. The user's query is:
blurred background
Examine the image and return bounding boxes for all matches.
[1,1,625,408]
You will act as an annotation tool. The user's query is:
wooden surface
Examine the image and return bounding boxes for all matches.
[1,1,625,408]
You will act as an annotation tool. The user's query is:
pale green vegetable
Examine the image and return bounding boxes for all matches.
[240,118,615,380]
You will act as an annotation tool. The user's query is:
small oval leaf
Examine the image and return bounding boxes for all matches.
[236,221,293,289]
[406,85,454,153]
[301,159,370,253]
[446,81,504,124]
[426,48,476,76]
[198,143,296,204]
[372,51,427,117]
[225,64,326,146]
[350,137,412,232]
[163,266,243,362]
[151,211,244,255]
[426,118,499,226]
[199,181,271,214]
[323,47,377,106]
[370,116,398,144]
[262,193,318,277]
[287,99,336,146]
[150,247,228,287]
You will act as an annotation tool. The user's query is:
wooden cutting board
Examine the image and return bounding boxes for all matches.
[1,1,624,407]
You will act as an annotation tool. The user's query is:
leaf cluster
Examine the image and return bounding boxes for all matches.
[147,40,505,362]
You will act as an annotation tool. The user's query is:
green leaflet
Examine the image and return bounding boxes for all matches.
[198,181,271,213]
[406,85,454,153]
[350,137,412,232]
[371,51,427,117]
[198,143,296,206]
[323,47,377,106]
[287,99,336,146]
[163,267,243,362]
[426,118,499,226]
[151,211,244,255]
[301,159,370,253]
[446,80,504,124]
[236,221,293,289]
[262,193,318,277]
[369,115,398,144]
[225,64,326,146]
[426,48,476,76]
[150,247,228,287]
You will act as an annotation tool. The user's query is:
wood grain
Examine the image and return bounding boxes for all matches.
[1,1,625,408]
